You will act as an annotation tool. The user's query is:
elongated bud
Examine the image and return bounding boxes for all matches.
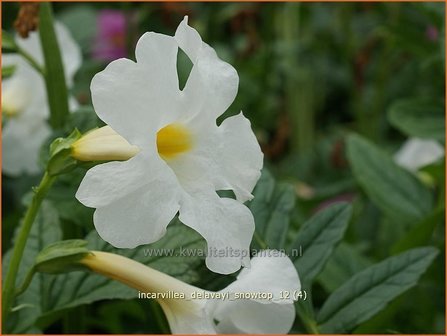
[80,251,212,333]
[80,251,197,296]
[71,126,140,161]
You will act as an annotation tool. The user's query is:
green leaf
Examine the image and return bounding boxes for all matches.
[391,208,445,254]
[2,64,16,78]
[47,129,82,176]
[290,203,352,283]
[41,220,205,314]
[317,243,372,293]
[39,2,70,129]
[317,247,439,333]
[2,201,62,333]
[2,30,17,51]
[35,240,90,274]
[249,169,295,248]
[388,98,445,140]
[46,169,94,229]
[347,134,433,223]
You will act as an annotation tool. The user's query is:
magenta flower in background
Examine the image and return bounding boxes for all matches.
[92,10,127,61]
[425,25,439,42]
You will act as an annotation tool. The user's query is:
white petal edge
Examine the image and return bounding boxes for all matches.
[90,33,181,147]
[213,300,296,334]
[2,118,50,176]
[213,112,263,202]
[208,251,300,333]
[178,188,254,274]
[159,300,216,334]
[175,16,239,120]
[222,250,301,304]
[394,137,445,172]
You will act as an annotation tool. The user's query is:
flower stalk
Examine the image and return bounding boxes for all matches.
[2,172,56,320]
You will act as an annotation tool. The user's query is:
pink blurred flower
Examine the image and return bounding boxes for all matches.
[92,10,127,61]
[425,25,439,42]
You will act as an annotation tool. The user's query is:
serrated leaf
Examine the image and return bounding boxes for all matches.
[3,201,62,333]
[42,220,205,314]
[347,134,433,223]
[388,98,445,140]
[290,203,352,283]
[317,247,438,333]
[249,169,295,248]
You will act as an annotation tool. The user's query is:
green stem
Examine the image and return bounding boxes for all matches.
[2,29,45,75]
[15,266,36,297]
[2,172,56,322]
[39,2,70,129]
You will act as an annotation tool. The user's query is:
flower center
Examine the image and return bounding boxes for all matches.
[156,123,192,160]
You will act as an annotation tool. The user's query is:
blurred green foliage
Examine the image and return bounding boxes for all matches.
[2,2,445,334]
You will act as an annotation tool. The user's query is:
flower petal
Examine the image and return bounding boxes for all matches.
[178,188,254,274]
[394,137,444,172]
[214,300,295,334]
[209,251,300,333]
[2,56,47,119]
[76,152,178,208]
[166,112,263,202]
[223,250,301,304]
[175,17,238,119]
[212,112,263,202]
[159,300,216,334]
[91,33,181,147]
[92,180,180,248]
[76,155,148,208]
[2,118,50,176]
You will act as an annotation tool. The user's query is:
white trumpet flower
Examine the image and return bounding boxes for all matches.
[80,250,300,334]
[76,17,263,274]
[394,137,444,172]
[2,22,81,176]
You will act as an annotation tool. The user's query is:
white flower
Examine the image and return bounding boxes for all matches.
[394,137,444,172]
[75,17,263,274]
[81,250,300,334]
[2,22,81,176]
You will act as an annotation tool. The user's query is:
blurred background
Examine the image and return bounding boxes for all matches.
[2,2,445,334]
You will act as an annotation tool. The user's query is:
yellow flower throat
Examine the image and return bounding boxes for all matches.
[156,123,192,160]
